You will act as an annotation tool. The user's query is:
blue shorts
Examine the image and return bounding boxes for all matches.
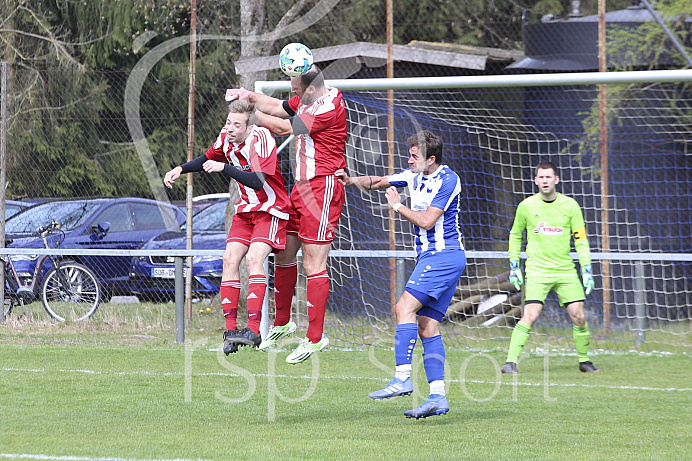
[405,249,466,321]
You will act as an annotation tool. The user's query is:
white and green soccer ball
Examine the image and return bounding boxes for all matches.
[279,43,313,77]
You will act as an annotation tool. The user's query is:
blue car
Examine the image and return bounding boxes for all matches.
[129,199,228,301]
[5,200,29,220]
[5,197,186,298]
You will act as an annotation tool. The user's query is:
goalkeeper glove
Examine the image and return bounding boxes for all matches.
[582,264,595,296]
[509,260,523,291]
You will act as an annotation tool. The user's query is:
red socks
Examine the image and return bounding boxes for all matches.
[235,263,329,343]
[246,275,267,334]
[220,280,240,331]
[274,262,297,326]
[306,269,329,343]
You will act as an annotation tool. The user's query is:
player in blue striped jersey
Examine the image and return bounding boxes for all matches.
[336,130,466,419]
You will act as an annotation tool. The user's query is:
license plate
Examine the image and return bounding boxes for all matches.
[151,267,188,279]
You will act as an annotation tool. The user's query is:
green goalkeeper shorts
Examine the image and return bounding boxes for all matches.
[524,271,585,306]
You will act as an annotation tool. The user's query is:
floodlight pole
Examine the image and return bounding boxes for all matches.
[386,0,397,311]
[185,0,198,319]
[0,62,6,322]
[598,0,611,336]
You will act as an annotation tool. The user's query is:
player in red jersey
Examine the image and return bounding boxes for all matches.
[226,65,348,363]
[164,100,289,355]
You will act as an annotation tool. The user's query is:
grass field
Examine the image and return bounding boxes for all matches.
[1,300,691,461]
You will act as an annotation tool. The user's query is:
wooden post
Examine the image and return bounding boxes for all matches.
[598,0,611,335]
[185,0,198,319]
[386,0,397,311]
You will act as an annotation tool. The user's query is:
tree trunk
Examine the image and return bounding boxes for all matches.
[239,0,269,91]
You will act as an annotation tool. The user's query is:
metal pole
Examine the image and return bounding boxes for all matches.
[255,70,692,94]
[598,0,611,336]
[185,0,198,319]
[395,259,406,299]
[0,62,6,322]
[175,257,185,343]
[386,0,397,310]
[634,260,646,343]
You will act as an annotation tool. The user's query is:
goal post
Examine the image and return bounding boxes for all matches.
[257,69,692,353]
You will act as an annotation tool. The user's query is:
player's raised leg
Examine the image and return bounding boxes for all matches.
[404,316,449,418]
[221,241,249,355]
[233,241,274,348]
[368,291,420,399]
[260,234,301,350]
[286,241,331,363]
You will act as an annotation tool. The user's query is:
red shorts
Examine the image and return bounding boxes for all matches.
[227,211,287,251]
[287,175,344,244]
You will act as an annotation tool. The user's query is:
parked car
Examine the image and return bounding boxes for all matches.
[129,199,228,301]
[172,193,231,216]
[4,200,29,220]
[5,197,186,298]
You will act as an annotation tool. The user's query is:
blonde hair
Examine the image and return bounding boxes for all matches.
[228,100,257,126]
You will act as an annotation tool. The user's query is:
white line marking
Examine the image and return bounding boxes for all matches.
[0,454,211,461]
[3,367,690,392]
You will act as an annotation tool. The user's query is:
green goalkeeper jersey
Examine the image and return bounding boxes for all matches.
[508,193,591,276]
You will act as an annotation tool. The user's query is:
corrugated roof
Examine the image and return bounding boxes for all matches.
[234,41,522,76]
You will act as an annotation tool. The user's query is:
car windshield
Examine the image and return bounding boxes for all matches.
[5,204,25,219]
[190,200,227,232]
[5,200,104,233]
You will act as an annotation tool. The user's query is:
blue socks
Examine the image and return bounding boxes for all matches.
[395,325,446,392]
[422,334,445,383]
[395,323,418,366]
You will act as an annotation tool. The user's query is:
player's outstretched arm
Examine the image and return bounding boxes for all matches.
[202,160,266,191]
[164,154,207,188]
[335,169,389,190]
[163,167,182,189]
[257,111,293,137]
[385,187,444,230]
[225,88,288,118]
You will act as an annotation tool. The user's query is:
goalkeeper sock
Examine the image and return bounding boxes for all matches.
[305,270,329,343]
[273,262,297,327]
[395,323,418,366]
[246,275,266,334]
[220,280,241,331]
[422,335,445,386]
[506,321,531,363]
[573,323,591,362]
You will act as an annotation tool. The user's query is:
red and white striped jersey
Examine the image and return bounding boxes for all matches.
[287,87,347,181]
[205,126,289,220]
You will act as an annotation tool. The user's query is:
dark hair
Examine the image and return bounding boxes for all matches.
[535,161,558,177]
[407,130,443,164]
[299,65,324,90]
[228,99,257,126]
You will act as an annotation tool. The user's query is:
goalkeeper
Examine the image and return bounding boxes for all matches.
[502,161,600,374]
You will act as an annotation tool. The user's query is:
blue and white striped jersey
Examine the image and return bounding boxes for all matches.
[388,164,464,255]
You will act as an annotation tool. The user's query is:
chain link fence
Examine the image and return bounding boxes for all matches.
[1,1,690,351]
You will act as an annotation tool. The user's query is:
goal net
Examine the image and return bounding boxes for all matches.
[259,71,692,353]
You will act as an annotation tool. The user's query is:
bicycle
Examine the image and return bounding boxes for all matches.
[2,221,101,322]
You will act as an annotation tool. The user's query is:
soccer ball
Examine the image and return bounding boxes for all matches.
[279,43,313,77]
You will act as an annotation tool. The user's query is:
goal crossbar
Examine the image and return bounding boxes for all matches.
[255,69,692,94]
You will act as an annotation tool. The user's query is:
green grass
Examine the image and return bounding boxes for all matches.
[1,301,691,460]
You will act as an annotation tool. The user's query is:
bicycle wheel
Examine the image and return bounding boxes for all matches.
[41,261,101,322]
